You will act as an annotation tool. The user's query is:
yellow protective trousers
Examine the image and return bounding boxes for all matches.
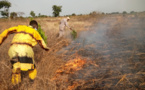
[11,62,37,85]
[9,44,37,85]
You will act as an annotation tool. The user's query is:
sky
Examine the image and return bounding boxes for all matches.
[7,0,145,17]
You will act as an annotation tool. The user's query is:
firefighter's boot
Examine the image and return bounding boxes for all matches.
[11,62,21,85]
[28,68,37,80]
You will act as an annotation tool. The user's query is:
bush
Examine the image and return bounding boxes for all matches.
[37,24,48,44]
[71,30,77,39]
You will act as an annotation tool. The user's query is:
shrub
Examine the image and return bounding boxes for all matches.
[37,24,48,44]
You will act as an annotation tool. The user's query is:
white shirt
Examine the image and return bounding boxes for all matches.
[59,18,70,31]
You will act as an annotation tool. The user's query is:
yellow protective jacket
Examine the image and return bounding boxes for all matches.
[0,25,49,61]
[0,25,48,49]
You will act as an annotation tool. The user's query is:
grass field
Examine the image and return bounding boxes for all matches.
[0,13,145,90]
[0,15,100,90]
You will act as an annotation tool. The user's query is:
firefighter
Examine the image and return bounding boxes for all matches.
[58,17,72,38]
[0,20,49,85]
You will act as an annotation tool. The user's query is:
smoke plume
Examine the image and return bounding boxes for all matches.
[56,15,145,89]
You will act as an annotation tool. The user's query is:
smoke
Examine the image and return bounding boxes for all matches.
[57,15,145,89]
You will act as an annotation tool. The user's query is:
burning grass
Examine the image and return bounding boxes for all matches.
[52,13,145,90]
[0,13,145,89]
[54,58,86,74]
[52,57,100,90]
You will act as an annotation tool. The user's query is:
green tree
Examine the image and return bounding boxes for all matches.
[122,11,127,14]
[52,5,62,17]
[10,12,17,19]
[38,13,41,17]
[130,11,135,14]
[72,13,76,16]
[30,11,35,17]
[0,0,11,17]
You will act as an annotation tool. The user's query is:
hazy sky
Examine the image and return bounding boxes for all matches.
[8,0,145,17]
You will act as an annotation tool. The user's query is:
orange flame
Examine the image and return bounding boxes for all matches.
[52,58,86,81]
[67,82,79,90]
[56,58,86,74]
[52,58,99,90]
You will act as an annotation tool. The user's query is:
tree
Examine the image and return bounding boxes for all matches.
[89,11,99,16]
[10,12,17,19]
[72,13,76,16]
[111,12,119,14]
[52,5,62,17]
[0,0,11,17]
[30,11,35,17]
[122,11,127,14]
[130,11,135,14]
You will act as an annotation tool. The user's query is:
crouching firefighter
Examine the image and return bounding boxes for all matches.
[0,20,49,85]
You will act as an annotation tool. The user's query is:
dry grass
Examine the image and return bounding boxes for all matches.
[0,15,100,90]
[1,13,144,90]
[46,13,145,90]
